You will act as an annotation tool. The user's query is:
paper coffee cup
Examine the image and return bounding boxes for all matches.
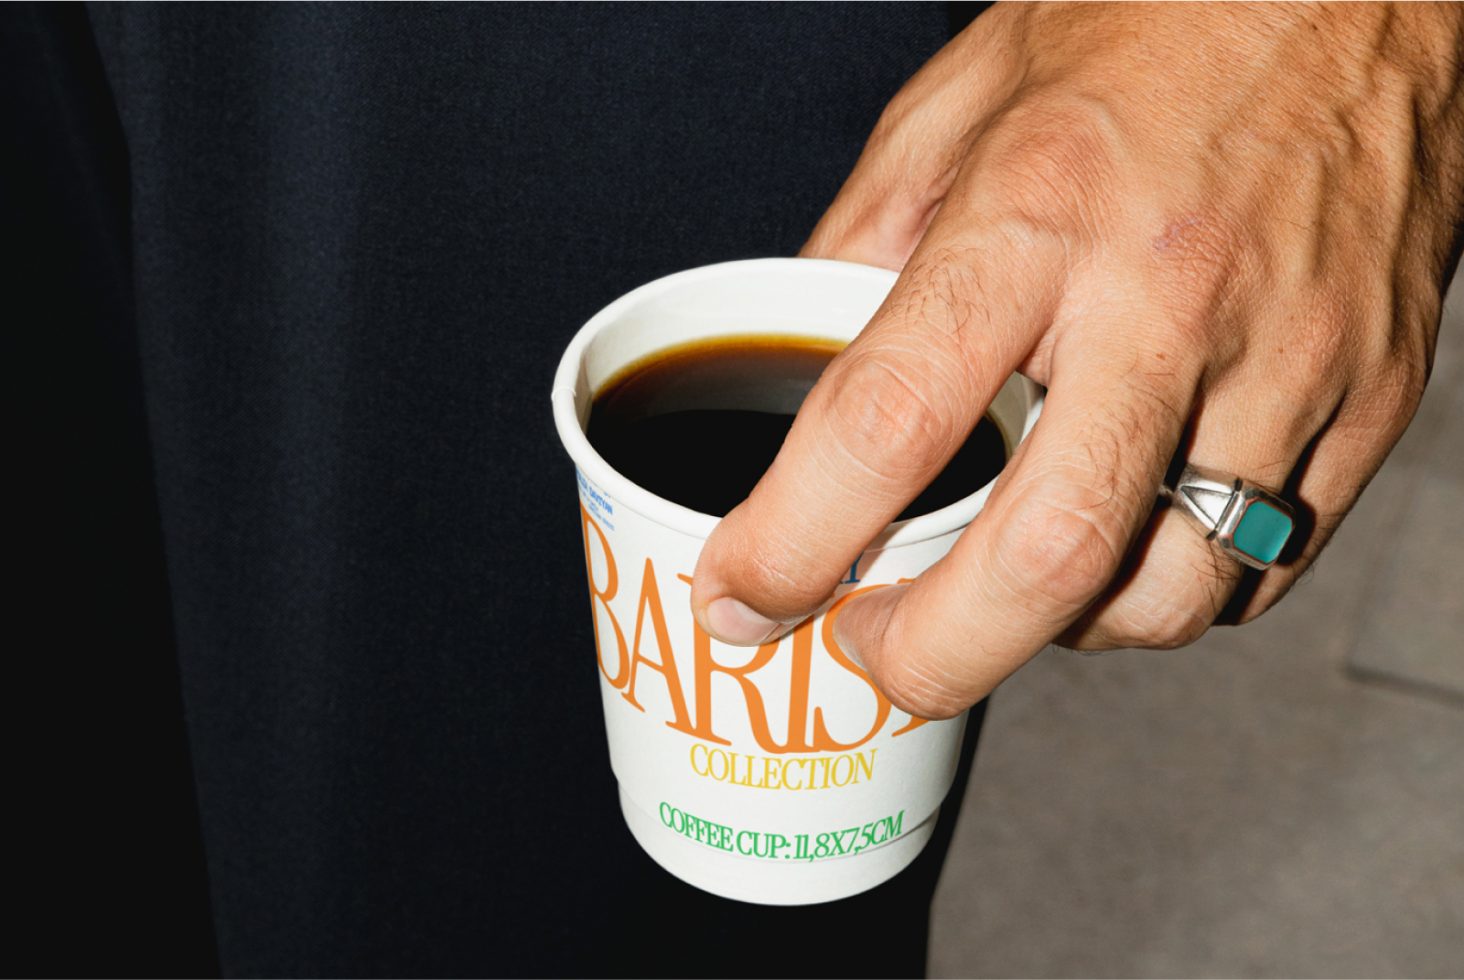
[551,258,1043,905]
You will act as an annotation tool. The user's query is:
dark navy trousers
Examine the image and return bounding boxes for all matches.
[8,5,988,975]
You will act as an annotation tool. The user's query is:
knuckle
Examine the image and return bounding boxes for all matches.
[1342,355,1427,444]
[1290,342,1345,401]
[1113,596,1212,650]
[1284,294,1356,395]
[875,651,968,721]
[824,353,960,481]
[735,544,827,613]
[1101,532,1236,648]
[980,95,1121,228]
[869,86,921,146]
[995,492,1124,611]
[860,112,957,214]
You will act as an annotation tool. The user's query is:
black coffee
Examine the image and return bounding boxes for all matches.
[586,336,1008,520]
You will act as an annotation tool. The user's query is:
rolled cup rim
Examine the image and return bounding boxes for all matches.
[551,256,1041,549]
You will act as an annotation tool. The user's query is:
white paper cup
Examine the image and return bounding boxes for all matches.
[552,258,1043,905]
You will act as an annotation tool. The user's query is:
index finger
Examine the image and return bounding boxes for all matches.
[690,218,1065,645]
[832,330,1201,719]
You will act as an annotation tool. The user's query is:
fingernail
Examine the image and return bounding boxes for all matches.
[706,597,784,646]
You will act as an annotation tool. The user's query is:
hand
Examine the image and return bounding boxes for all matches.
[690,3,1464,719]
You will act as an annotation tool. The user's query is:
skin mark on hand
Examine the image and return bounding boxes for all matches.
[1151,215,1206,253]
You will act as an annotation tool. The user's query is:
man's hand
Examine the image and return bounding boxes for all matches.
[690,3,1464,719]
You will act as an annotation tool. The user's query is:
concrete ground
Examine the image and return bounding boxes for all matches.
[929,271,1464,979]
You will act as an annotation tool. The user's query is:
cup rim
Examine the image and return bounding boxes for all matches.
[552,256,1040,549]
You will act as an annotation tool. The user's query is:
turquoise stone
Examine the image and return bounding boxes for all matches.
[1232,500,1292,565]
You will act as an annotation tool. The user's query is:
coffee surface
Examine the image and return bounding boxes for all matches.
[587,336,1008,520]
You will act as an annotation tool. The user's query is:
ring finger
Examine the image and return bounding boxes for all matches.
[1060,374,1343,651]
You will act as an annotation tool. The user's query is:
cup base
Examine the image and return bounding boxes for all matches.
[618,787,937,906]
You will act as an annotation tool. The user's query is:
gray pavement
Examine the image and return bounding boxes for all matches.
[929,272,1464,979]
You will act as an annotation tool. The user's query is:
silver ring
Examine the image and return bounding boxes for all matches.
[1160,462,1295,570]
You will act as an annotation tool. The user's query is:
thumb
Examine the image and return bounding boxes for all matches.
[800,24,1015,269]
[799,106,960,271]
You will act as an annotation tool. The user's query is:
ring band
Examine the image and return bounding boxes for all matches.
[1161,462,1295,570]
